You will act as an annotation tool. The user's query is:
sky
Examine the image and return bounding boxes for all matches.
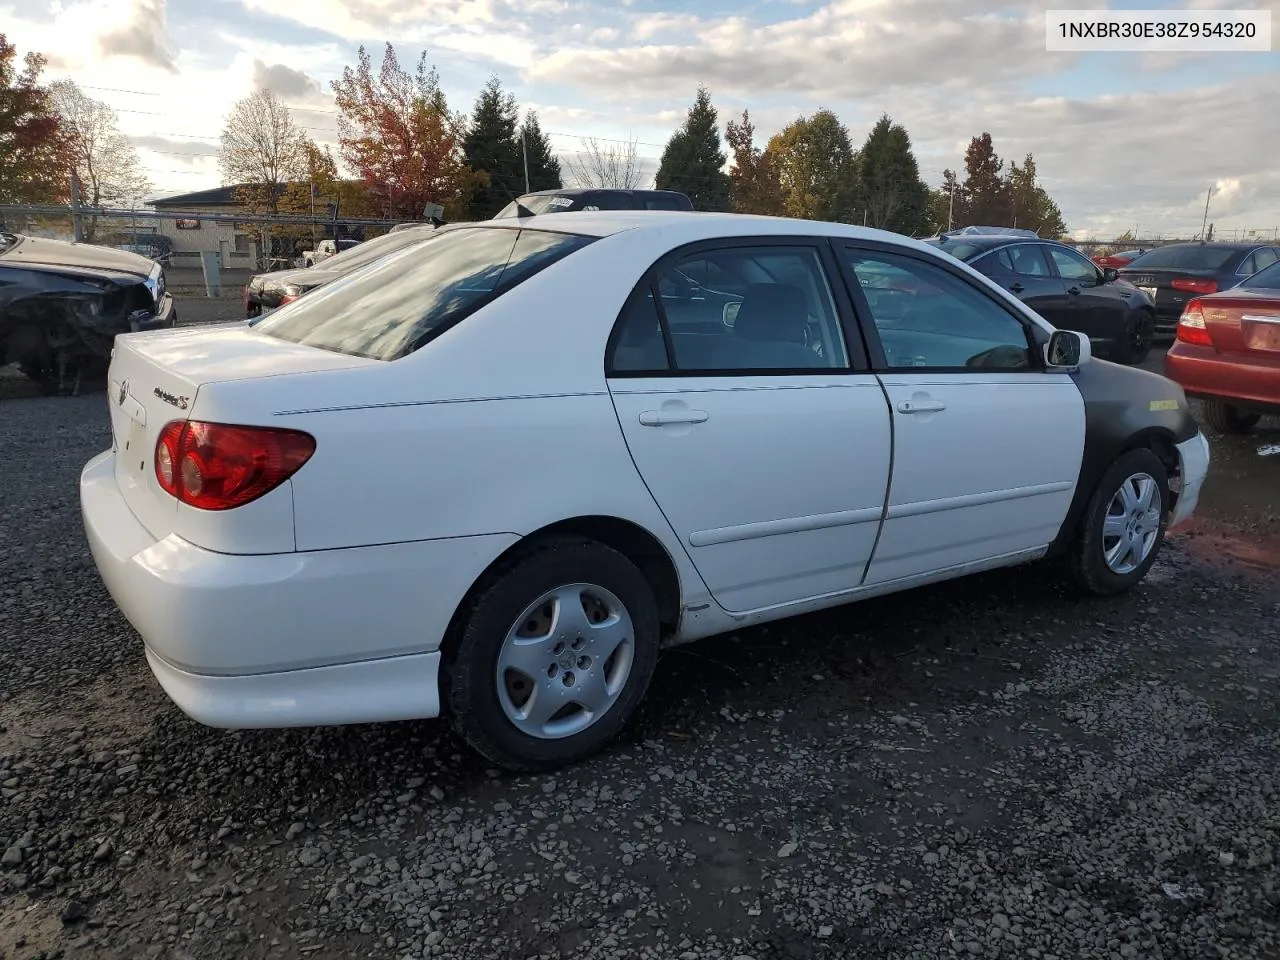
[4,0,1279,238]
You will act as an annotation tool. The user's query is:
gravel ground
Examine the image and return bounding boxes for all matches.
[0,340,1278,960]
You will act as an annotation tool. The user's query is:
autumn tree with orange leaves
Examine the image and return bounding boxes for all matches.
[331,43,479,221]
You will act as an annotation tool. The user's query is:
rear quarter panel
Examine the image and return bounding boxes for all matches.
[191,230,714,605]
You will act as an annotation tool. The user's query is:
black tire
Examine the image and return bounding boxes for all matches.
[1115,309,1154,365]
[1202,399,1261,435]
[17,362,64,396]
[442,536,660,772]
[1069,447,1170,597]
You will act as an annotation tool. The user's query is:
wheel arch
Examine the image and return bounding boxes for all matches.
[440,515,684,662]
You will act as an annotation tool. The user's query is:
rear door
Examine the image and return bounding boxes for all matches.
[606,238,893,613]
[972,243,1070,328]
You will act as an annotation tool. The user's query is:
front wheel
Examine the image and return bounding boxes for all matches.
[443,537,660,772]
[1203,399,1261,435]
[1068,448,1170,596]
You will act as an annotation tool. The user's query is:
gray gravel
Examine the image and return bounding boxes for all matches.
[1,370,1278,959]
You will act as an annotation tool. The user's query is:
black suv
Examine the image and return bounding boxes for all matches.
[493,188,694,219]
[0,232,175,393]
[926,232,1156,364]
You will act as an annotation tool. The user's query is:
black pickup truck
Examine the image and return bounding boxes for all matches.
[0,233,176,394]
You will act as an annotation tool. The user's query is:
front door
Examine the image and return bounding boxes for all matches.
[975,243,1071,329]
[606,240,892,614]
[836,242,1085,585]
[1045,244,1130,355]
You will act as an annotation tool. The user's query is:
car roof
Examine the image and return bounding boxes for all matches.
[1140,241,1261,250]
[441,210,947,254]
[926,234,1051,252]
[519,187,687,199]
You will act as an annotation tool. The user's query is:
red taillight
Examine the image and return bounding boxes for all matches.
[153,421,315,510]
[279,293,299,305]
[1171,277,1218,295]
[243,285,251,309]
[1176,299,1214,347]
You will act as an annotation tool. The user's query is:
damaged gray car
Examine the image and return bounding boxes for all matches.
[0,232,176,394]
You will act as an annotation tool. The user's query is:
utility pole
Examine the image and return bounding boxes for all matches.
[70,170,84,243]
[947,182,955,232]
[522,129,531,194]
[1199,185,1212,242]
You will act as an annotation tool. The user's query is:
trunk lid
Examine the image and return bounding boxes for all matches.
[1198,289,1280,356]
[1119,266,1224,317]
[106,323,378,540]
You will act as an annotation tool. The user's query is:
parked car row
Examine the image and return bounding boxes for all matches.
[1118,242,1280,335]
[80,211,1213,771]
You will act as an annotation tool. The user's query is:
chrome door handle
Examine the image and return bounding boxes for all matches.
[639,409,709,427]
[897,400,946,414]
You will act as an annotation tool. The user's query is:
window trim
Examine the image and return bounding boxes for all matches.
[604,236,869,379]
[832,239,1048,376]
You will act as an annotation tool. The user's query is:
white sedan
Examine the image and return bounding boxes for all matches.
[81,212,1211,771]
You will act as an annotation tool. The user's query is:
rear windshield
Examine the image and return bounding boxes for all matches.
[923,238,985,262]
[494,195,607,218]
[1241,260,1280,290]
[251,226,594,360]
[313,227,438,274]
[1127,245,1240,270]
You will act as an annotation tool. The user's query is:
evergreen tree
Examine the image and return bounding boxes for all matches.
[855,114,931,237]
[463,75,522,218]
[961,132,1008,226]
[725,109,785,215]
[764,109,856,222]
[517,110,562,192]
[654,86,731,212]
[1007,154,1066,237]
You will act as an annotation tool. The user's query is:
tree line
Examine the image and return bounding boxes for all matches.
[1,33,1069,238]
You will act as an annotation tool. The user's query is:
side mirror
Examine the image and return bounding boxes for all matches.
[1102,267,1118,283]
[723,301,741,328]
[1045,329,1091,369]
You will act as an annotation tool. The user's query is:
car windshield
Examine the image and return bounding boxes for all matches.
[313,228,437,274]
[1240,260,1280,290]
[1127,245,1239,270]
[252,226,595,361]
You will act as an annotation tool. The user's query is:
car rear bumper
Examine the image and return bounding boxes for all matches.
[1169,431,1210,530]
[1164,343,1280,412]
[80,449,517,728]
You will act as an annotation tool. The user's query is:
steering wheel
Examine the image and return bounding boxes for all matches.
[965,344,1030,369]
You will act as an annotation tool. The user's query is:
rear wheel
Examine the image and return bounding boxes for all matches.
[1115,309,1154,365]
[443,537,660,772]
[1203,399,1261,435]
[1068,447,1170,596]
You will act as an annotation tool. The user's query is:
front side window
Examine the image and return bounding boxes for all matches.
[843,247,1036,371]
[253,227,593,360]
[1046,246,1098,282]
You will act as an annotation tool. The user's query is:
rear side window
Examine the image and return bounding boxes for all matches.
[1241,260,1280,289]
[252,227,593,360]
[1128,245,1239,270]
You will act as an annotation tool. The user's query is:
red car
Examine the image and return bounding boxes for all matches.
[1093,248,1147,269]
[1165,258,1280,433]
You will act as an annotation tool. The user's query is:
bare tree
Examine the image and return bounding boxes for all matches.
[218,88,308,213]
[564,136,644,189]
[48,79,151,238]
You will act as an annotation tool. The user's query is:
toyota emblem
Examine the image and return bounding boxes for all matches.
[117,379,129,406]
